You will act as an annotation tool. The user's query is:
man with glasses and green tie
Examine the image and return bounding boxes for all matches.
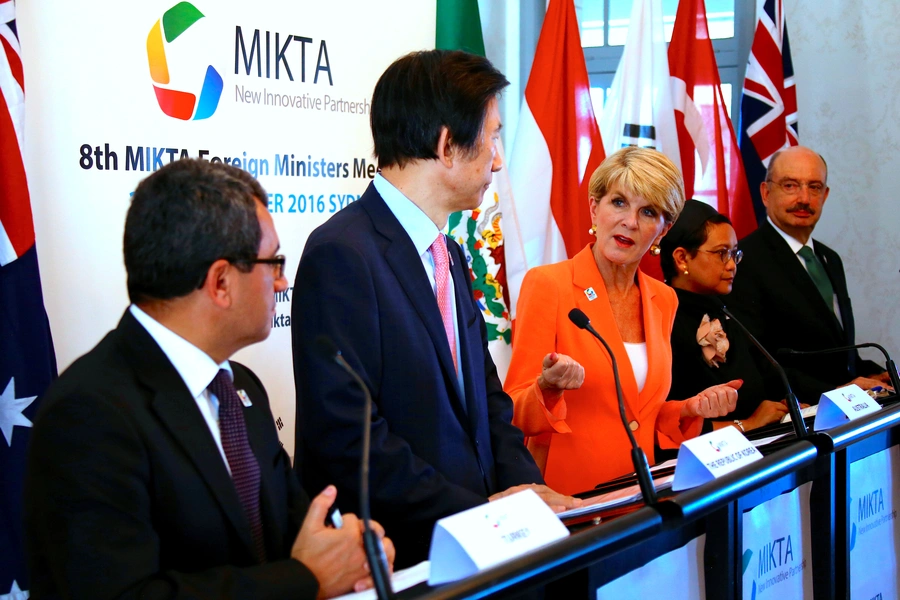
[24,159,393,600]
[728,145,891,404]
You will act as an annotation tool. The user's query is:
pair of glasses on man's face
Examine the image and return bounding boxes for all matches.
[767,179,826,197]
[701,248,743,265]
[228,255,287,279]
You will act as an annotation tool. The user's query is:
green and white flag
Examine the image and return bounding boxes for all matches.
[436,0,516,382]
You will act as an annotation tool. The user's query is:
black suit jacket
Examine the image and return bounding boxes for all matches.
[727,221,882,404]
[292,182,542,567]
[25,311,318,600]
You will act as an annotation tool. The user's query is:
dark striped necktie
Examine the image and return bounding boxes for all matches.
[208,369,267,563]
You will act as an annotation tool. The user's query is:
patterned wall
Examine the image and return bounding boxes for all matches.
[788,0,900,364]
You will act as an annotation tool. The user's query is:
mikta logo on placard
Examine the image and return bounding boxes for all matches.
[146,2,223,120]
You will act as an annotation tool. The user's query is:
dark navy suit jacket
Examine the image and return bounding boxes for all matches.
[292,182,541,566]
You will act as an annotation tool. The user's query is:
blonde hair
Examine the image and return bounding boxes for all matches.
[588,147,685,223]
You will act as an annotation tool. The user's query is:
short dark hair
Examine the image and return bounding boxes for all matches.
[370,49,509,169]
[124,159,267,303]
[659,213,732,283]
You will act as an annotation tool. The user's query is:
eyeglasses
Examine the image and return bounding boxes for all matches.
[702,248,743,265]
[767,179,827,197]
[230,255,287,279]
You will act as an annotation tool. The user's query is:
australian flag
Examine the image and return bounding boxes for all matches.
[0,1,57,597]
[738,0,799,224]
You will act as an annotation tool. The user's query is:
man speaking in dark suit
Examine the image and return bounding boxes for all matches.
[728,145,890,404]
[24,159,393,599]
[292,50,579,567]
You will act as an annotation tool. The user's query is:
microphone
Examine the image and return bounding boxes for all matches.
[314,336,395,600]
[777,343,900,395]
[714,304,808,438]
[567,309,658,505]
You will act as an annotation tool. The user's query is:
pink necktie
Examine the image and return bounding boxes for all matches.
[430,234,457,371]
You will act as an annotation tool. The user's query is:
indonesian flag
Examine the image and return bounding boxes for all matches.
[668,0,756,238]
[506,0,605,318]
[599,0,680,280]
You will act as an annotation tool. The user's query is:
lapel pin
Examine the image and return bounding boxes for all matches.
[236,389,252,407]
[584,287,598,301]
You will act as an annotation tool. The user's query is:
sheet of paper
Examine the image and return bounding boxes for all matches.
[781,405,818,423]
[331,561,430,600]
[558,475,675,520]
[751,432,790,447]
[650,458,678,473]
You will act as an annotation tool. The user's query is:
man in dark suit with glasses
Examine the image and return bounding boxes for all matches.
[728,145,890,404]
[24,159,393,600]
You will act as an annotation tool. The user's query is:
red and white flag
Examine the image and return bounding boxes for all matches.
[505,0,605,318]
[669,0,756,238]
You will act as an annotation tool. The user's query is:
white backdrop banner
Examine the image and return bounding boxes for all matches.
[595,534,706,600]
[849,445,900,600]
[741,482,813,600]
[19,0,436,455]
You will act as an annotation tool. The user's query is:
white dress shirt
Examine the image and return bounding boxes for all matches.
[130,305,233,472]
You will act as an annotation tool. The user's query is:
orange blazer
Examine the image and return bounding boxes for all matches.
[505,245,702,495]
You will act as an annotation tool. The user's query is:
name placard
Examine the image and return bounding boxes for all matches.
[427,489,569,585]
[673,425,762,491]
[813,384,880,431]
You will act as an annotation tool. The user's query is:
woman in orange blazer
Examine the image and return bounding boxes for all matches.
[505,148,741,495]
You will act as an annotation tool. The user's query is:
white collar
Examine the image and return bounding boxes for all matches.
[767,216,814,255]
[129,305,232,398]
[374,173,443,256]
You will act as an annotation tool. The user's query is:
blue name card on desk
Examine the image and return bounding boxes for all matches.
[427,489,569,585]
[673,425,762,491]
[814,384,880,430]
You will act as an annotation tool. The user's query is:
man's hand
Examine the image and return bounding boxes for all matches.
[681,380,742,418]
[489,484,583,513]
[537,352,585,392]
[848,376,894,392]
[292,486,396,598]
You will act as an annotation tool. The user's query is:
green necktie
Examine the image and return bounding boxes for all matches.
[798,246,835,312]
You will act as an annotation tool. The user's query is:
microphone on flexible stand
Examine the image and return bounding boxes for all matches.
[714,303,808,438]
[777,343,900,396]
[567,308,658,506]
[315,336,395,600]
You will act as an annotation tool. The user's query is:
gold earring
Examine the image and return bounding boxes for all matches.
[683,269,689,275]
[589,224,597,235]
[649,244,661,256]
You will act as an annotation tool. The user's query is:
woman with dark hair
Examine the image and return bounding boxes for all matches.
[660,200,789,433]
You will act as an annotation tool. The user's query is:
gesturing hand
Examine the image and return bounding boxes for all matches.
[537,352,585,392]
[682,379,742,418]
[292,486,395,598]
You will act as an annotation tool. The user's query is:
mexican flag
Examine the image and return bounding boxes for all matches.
[436,0,515,382]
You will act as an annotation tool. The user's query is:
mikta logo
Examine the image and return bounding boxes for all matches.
[146,2,223,120]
